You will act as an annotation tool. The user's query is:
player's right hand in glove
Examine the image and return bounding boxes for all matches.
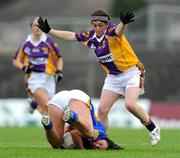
[38,16,51,33]
[120,11,135,25]
[22,65,32,74]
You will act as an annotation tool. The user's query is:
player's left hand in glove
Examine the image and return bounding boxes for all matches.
[22,65,32,74]
[38,16,51,33]
[120,11,135,25]
[55,70,63,82]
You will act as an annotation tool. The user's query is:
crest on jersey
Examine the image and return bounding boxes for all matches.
[24,47,31,55]
[108,26,115,33]
[82,31,89,38]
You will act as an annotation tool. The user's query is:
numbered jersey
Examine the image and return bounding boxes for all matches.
[75,22,140,75]
[13,33,62,75]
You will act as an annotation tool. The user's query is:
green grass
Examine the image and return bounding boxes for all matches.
[0,127,180,158]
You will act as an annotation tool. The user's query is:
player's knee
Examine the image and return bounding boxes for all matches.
[125,100,136,112]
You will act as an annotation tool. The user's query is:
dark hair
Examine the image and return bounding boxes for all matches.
[82,138,93,149]
[105,137,124,150]
[91,9,110,23]
[82,137,124,150]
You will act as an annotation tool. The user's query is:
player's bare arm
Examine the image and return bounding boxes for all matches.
[115,23,126,37]
[50,29,77,41]
[38,16,77,41]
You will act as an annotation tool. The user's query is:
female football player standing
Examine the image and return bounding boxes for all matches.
[37,10,160,146]
[13,17,63,114]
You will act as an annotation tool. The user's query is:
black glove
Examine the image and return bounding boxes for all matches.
[55,70,63,82]
[22,66,32,74]
[120,11,135,24]
[38,16,51,33]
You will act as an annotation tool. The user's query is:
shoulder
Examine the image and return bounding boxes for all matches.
[75,29,94,41]
[106,22,117,36]
[46,36,55,43]
[46,35,59,46]
[81,30,94,38]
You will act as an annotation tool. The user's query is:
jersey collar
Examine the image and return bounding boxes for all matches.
[92,30,107,43]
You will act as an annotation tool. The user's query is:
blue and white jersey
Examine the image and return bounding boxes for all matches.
[48,89,107,140]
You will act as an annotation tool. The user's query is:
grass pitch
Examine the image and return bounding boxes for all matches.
[0,127,179,158]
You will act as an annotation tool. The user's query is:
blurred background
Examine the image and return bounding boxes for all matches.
[0,0,180,128]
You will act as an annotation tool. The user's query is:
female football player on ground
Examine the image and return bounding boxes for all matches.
[41,89,122,150]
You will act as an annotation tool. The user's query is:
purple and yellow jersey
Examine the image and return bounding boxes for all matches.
[13,33,62,75]
[75,22,140,75]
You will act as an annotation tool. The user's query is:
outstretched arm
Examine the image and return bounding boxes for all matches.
[50,29,77,41]
[115,11,135,37]
[38,16,77,41]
